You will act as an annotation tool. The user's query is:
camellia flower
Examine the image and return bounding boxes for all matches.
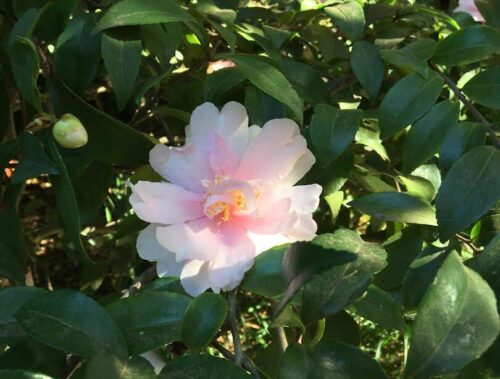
[455,0,484,22]
[129,102,322,296]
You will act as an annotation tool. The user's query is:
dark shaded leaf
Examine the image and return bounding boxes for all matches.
[159,355,250,378]
[351,41,384,100]
[463,66,500,109]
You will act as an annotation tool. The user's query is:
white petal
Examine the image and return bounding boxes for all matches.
[156,218,220,261]
[130,181,204,225]
[289,184,322,213]
[180,260,211,297]
[281,149,316,186]
[187,102,220,146]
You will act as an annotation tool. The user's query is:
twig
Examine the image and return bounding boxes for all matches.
[271,327,289,354]
[121,265,157,298]
[36,44,54,115]
[228,289,243,367]
[212,342,262,378]
[431,64,500,150]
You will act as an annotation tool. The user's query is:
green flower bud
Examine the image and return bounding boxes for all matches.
[52,114,88,148]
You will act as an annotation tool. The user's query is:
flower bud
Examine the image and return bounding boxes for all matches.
[52,114,88,148]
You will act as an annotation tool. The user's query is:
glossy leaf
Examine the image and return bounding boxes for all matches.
[281,59,329,105]
[47,133,90,263]
[182,293,228,352]
[77,353,156,379]
[436,146,500,241]
[107,291,190,355]
[439,122,485,171]
[279,341,387,379]
[0,287,45,344]
[351,41,384,100]
[405,251,500,379]
[8,37,41,110]
[159,355,250,378]
[403,101,460,173]
[476,0,500,28]
[16,290,128,358]
[12,132,59,184]
[227,54,304,124]
[325,1,365,41]
[95,0,197,32]
[468,234,500,298]
[433,25,500,66]
[310,104,363,166]
[102,29,142,110]
[463,66,500,109]
[0,370,54,379]
[301,229,387,323]
[240,245,286,298]
[379,72,443,139]
[350,192,437,225]
[204,67,245,103]
[0,207,26,284]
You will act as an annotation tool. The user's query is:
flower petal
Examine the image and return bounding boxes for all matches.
[130,181,204,224]
[137,224,185,277]
[156,218,219,261]
[149,144,213,192]
[186,102,220,145]
[237,118,310,183]
[180,260,212,297]
[218,101,249,157]
[289,184,322,213]
[281,149,316,186]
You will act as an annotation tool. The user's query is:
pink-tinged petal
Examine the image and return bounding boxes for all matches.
[247,232,292,255]
[286,214,318,241]
[130,181,204,224]
[209,134,239,177]
[149,144,213,192]
[281,149,316,186]
[289,184,322,213]
[186,102,220,145]
[136,225,185,277]
[455,0,484,22]
[180,260,212,296]
[207,224,256,289]
[218,102,249,157]
[237,119,310,183]
[156,218,220,261]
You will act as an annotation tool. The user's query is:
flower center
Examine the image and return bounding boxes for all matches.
[202,178,253,222]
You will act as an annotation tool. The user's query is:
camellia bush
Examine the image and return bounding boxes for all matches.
[1,0,500,377]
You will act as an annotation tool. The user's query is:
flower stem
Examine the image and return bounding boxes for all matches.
[228,289,243,367]
[431,63,500,150]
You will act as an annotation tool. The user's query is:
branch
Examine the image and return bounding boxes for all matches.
[431,64,500,150]
[212,343,262,378]
[228,289,243,367]
[121,264,157,298]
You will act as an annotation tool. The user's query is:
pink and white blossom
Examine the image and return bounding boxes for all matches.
[129,102,322,296]
[455,0,484,22]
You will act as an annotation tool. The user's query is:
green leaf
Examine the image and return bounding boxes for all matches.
[95,0,197,33]
[182,293,228,352]
[323,311,360,346]
[432,25,500,66]
[77,353,155,379]
[351,285,405,331]
[463,66,500,109]
[227,54,304,124]
[399,175,436,202]
[9,8,44,44]
[439,122,485,171]
[47,133,90,263]
[0,287,45,344]
[159,355,250,378]
[0,67,10,140]
[350,41,384,101]
[36,0,78,42]
[8,37,41,111]
[106,291,190,355]
[476,0,500,28]
[379,72,443,139]
[51,76,153,169]
[240,245,286,298]
[436,146,500,241]
[405,251,500,379]
[54,14,102,95]
[301,229,387,323]
[279,341,387,379]
[276,232,358,317]
[350,192,437,225]
[468,234,500,300]
[102,29,142,110]
[0,370,54,379]
[281,59,329,105]
[374,228,424,290]
[403,101,460,173]
[325,1,365,41]
[379,39,436,77]
[16,290,128,358]
[12,132,59,184]
[310,104,363,166]
[204,67,245,103]
[0,206,28,284]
